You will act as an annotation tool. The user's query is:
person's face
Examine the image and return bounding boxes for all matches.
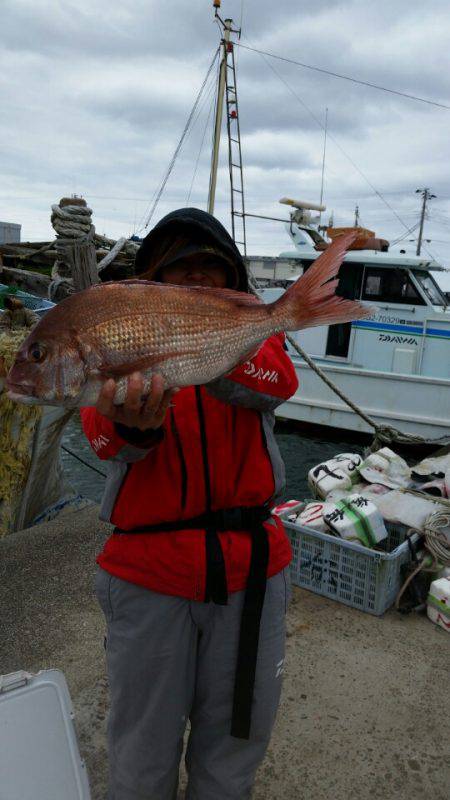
[159,255,229,288]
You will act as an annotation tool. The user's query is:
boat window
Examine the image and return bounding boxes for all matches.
[336,262,363,300]
[303,260,363,299]
[412,271,446,306]
[361,267,425,305]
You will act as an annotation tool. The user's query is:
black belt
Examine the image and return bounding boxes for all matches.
[114,504,271,739]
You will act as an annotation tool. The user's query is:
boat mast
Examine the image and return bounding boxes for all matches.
[208,5,232,215]
[208,2,247,253]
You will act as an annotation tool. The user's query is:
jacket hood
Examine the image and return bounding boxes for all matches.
[134,207,249,292]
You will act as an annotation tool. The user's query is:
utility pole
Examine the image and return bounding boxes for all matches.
[208,10,232,214]
[354,204,360,227]
[415,187,436,256]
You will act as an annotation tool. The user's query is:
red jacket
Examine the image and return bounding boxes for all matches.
[81,334,298,600]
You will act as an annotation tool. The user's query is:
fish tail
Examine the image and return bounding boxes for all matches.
[270,232,373,331]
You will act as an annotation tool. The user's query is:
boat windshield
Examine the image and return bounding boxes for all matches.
[412,271,446,306]
[361,267,425,305]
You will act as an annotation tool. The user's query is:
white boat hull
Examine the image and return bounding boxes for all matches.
[276,358,450,441]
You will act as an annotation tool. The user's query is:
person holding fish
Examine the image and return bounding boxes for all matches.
[6,209,368,799]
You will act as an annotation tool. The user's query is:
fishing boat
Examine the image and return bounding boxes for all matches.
[195,7,450,444]
[252,201,450,440]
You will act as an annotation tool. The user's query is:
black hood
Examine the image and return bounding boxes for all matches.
[134,207,249,292]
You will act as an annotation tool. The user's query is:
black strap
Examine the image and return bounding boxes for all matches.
[113,506,270,535]
[194,387,227,606]
[231,523,269,739]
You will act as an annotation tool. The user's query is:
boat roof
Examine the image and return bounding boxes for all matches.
[277,247,446,271]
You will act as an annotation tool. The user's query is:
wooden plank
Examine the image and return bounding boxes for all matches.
[64,240,99,291]
[0,265,51,297]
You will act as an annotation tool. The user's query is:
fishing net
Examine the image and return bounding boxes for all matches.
[0,330,76,536]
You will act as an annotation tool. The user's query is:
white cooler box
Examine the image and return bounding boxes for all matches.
[0,669,91,800]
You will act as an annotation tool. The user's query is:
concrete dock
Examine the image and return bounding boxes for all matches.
[0,505,449,800]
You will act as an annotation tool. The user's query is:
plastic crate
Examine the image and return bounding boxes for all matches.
[0,283,54,317]
[281,505,420,615]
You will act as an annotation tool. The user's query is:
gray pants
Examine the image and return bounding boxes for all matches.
[95,567,291,800]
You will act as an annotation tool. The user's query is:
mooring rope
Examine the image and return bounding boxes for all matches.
[61,444,107,479]
[48,200,96,301]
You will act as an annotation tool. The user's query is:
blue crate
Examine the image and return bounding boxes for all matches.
[281,508,420,615]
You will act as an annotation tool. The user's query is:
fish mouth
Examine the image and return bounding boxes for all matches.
[5,381,38,404]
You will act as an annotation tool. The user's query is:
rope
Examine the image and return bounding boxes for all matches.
[234,42,450,111]
[395,547,438,612]
[423,510,450,565]
[246,272,450,449]
[137,47,220,233]
[97,237,127,273]
[395,507,450,610]
[61,444,107,478]
[186,76,217,205]
[51,202,94,242]
[49,199,96,300]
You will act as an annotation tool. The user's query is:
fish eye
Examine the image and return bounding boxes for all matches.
[29,343,47,363]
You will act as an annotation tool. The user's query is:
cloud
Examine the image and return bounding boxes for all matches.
[1,0,449,289]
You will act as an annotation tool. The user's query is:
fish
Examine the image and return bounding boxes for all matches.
[6,232,373,408]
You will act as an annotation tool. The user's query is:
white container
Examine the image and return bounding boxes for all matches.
[296,502,328,532]
[0,669,91,799]
[272,499,303,517]
[427,577,450,632]
[323,494,388,548]
[308,453,362,499]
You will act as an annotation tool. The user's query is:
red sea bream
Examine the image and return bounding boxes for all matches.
[7,233,372,407]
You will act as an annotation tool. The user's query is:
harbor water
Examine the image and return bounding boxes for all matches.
[61,413,366,505]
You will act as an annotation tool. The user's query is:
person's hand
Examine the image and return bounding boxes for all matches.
[96,372,177,430]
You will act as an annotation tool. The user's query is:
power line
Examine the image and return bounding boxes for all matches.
[244,38,414,233]
[390,222,420,245]
[235,42,450,110]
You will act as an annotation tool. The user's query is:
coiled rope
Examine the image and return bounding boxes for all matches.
[395,506,450,611]
[423,508,450,565]
[51,202,94,241]
[49,199,95,301]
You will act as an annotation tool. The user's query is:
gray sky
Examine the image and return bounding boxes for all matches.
[2,0,450,288]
